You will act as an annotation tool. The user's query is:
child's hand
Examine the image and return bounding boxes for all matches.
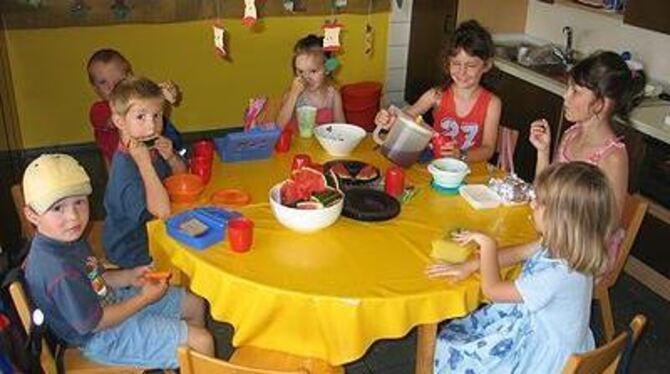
[426,261,476,281]
[438,140,461,159]
[529,119,551,153]
[452,230,497,252]
[129,265,152,287]
[374,109,396,130]
[289,77,306,96]
[124,135,152,162]
[154,136,174,160]
[139,276,168,304]
[159,80,180,105]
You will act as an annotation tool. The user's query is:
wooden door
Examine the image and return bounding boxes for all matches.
[624,0,670,35]
[405,0,459,106]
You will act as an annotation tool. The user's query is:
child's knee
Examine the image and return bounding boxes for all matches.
[182,291,206,319]
[187,325,214,356]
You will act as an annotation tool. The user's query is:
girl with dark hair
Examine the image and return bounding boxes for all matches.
[529,50,646,274]
[374,20,501,162]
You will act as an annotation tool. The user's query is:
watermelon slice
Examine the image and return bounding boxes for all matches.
[280,179,309,206]
[356,165,379,182]
[330,162,352,180]
[296,201,324,210]
[291,167,328,195]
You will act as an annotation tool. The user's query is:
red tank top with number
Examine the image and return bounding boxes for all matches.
[432,87,492,151]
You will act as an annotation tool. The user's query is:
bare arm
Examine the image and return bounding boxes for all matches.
[478,235,523,303]
[331,88,346,123]
[130,144,171,219]
[599,147,628,221]
[465,95,501,162]
[426,239,541,279]
[404,88,441,119]
[276,78,305,129]
[529,119,552,178]
[102,266,150,289]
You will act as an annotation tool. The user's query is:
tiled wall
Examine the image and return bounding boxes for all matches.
[526,1,670,87]
[383,0,413,107]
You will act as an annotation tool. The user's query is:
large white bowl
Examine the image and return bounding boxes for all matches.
[314,123,367,157]
[428,158,470,188]
[269,183,344,233]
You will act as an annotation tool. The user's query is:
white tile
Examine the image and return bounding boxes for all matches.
[383,91,408,107]
[386,46,408,69]
[390,0,413,23]
[385,68,407,91]
[388,23,411,46]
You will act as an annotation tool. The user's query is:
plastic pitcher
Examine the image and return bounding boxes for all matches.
[372,106,434,167]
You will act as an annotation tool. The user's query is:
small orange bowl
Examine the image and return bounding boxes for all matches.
[164,174,205,204]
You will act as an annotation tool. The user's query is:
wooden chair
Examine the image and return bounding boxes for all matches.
[11,183,111,265]
[178,347,309,374]
[561,314,646,374]
[8,280,143,374]
[595,194,648,342]
[230,346,343,374]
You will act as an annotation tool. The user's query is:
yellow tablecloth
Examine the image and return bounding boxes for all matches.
[148,137,537,365]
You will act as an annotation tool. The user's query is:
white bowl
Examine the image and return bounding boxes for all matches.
[428,158,470,188]
[314,123,367,157]
[269,183,344,233]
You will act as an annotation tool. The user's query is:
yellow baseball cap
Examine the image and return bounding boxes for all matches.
[22,154,92,214]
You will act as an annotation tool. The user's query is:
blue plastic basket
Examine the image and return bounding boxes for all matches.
[166,207,242,250]
[214,127,281,162]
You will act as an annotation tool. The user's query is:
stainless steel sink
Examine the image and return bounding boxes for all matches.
[495,43,572,84]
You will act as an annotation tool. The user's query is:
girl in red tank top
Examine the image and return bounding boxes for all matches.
[373,20,501,162]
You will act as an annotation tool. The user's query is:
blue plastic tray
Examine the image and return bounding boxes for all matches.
[166,207,241,250]
[214,127,281,162]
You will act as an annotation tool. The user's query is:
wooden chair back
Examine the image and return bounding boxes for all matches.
[11,183,35,239]
[178,347,309,374]
[561,314,646,374]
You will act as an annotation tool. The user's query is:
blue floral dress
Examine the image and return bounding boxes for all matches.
[434,247,595,373]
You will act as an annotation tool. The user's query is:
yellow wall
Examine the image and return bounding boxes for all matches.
[6,14,388,148]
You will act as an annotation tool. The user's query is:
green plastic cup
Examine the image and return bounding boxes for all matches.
[296,106,317,138]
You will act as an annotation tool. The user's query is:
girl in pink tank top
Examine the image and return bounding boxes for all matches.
[373,20,501,162]
[529,51,646,275]
[276,34,345,133]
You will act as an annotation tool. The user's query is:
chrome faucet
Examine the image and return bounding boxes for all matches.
[552,26,575,68]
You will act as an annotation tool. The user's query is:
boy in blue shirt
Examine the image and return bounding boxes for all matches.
[103,76,186,268]
[22,154,213,369]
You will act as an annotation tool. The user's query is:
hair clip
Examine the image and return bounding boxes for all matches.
[325,56,340,73]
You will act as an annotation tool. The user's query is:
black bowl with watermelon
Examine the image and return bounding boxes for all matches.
[279,167,343,210]
[323,160,380,191]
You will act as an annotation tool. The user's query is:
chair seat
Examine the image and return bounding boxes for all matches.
[62,348,144,374]
[230,346,343,374]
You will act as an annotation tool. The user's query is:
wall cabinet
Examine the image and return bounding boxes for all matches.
[624,0,670,35]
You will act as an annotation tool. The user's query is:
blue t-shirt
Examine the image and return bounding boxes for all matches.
[163,118,183,153]
[103,151,170,268]
[24,234,116,347]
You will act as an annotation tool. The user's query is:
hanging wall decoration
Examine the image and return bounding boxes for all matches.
[242,0,257,27]
[322,20,342,52]
[69,0,90,19]
[111,0,130,20]
[364,0,373,56]
[283,0,294,12]
[333,0,347,9]
[213,23,228,58]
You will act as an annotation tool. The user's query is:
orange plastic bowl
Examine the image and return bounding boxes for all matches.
[164,174,205,204]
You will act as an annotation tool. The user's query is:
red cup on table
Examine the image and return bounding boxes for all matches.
[190,155,212,184]
[228,217,254,253]
[385,166,405,198]
[193,140,214,160]
[291,154,312,171]
[275,129,293,153]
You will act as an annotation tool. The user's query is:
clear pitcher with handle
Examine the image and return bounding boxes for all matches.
[372,106,435,168]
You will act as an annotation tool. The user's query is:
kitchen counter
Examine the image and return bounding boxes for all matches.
[493,34,670,144]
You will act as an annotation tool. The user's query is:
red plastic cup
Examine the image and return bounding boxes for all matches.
[291,154,312,171]
[228,217,254,253]
[432,135,446,159]
[193,140,214,160]
[190,156,212,184]
[275,129,293,153]
[385,166,405,197]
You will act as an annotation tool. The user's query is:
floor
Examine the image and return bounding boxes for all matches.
[209,272,670,373]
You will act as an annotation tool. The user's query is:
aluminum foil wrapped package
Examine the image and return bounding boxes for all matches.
[488,174,534,205]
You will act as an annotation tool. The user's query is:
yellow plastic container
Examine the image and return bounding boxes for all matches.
[430,238,475,263]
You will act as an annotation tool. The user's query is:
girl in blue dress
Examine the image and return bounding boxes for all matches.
[427,161,617,373]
